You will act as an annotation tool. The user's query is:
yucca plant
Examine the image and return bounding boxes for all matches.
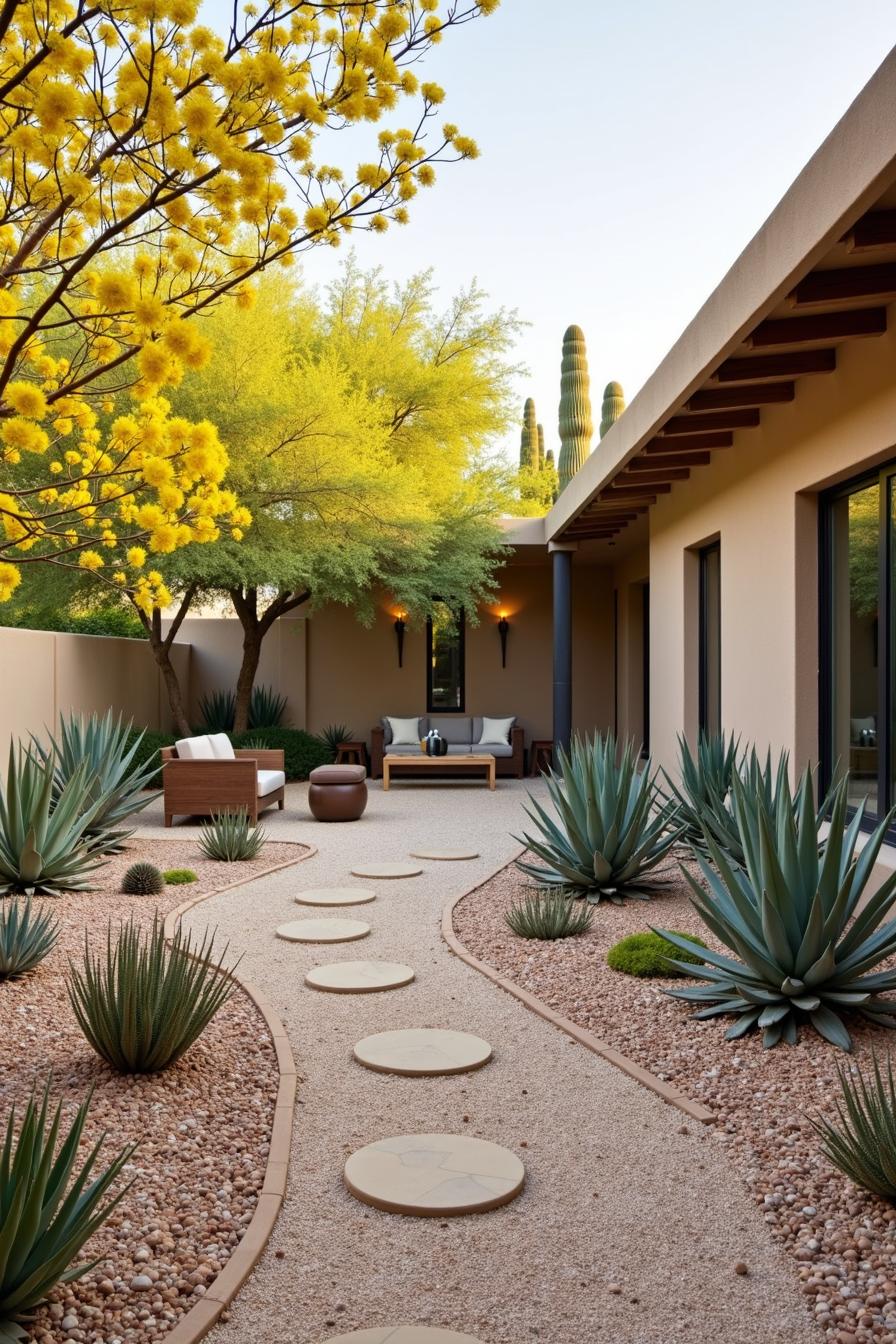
[249,684,288,729]
[0,1081,135,1341]
[68,914,236,1073]
[662,731,741,848]
[0,747,113,896]
[812,1052,896,1199]
[515,732,682,904]
[197,688,235,733]
[198,809,266,862]
[659,772,896,1050]
[505,889,594,939]
[32,711,160,849]
[315,723,354,759]
[0,898,59,979]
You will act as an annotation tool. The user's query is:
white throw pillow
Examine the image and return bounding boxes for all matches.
[477,716,515,745]
[208,732,236,760]
[386,715,420,746]
[175,734,215,760]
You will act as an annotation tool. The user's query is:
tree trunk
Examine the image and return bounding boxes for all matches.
[133,585,198,738]
[229,586,311,734]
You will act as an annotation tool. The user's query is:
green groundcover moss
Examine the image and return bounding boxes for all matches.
[163,868,198,885]
[606,929,707,978]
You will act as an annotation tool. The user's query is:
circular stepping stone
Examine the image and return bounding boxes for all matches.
[325,1330,483,1344]
[276,918,370,944]
[353,1029,492,1077]
[344,1133,525,1217]
[350,862,423,879]
[295,887,376,907]
[409,848,479,861]
[305,961,415,993]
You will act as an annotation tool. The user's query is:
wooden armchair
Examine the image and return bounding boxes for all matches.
[160,736,286,827]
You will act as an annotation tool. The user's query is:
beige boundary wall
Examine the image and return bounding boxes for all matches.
[0,627,190,759]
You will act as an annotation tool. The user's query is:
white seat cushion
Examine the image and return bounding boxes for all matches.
[257,768,286,797]
[208,732,235,760]
[175,734,214,760]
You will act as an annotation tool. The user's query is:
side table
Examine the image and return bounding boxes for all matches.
[529,739,553,777]
[336,741,368,770]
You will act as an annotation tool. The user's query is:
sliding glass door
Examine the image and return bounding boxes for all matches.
[821,467,895,822]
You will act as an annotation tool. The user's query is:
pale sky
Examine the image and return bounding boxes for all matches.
[202,0,896,466]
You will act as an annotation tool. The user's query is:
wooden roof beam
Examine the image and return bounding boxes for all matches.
[687,382,794,411]
[748,307,887,347]
[791,263,896,306]
[645,431,734,452]
[628,451,710,469]
[618,467,690,484]
[713,349,836,381]
[847,209,896,251]
[602,484,670,498]
[663,409,761,434]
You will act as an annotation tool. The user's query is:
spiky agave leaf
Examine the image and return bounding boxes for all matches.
[658,771,896,1049]
[0,898,59,979]
[68,913,237,1073]
[197,688,235,733]
[0,747,115,896]
[810,1051,896,1199]
[661,731,742,849]
[249,684,288,729]
[504,888,594,939]
[33,710,161,848]
[0,1080,134,1339]
[515,732,682,904]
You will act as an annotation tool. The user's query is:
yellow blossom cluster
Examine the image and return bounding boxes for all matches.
[0,0,495,608]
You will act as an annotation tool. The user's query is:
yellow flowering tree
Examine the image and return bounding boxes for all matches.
[0,0,496,611]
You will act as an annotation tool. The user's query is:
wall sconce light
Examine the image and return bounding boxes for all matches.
[394,613,407,668]
[497,611,510,668]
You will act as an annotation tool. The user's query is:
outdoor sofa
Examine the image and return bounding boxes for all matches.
[160,733,286,827]
[370,715,524,779]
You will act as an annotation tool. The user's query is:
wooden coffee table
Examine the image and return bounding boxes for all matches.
[382,753,496,791]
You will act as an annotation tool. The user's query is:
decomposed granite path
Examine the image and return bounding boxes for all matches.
[137,779,819,1344]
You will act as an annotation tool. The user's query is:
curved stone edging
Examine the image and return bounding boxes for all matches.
[160,842,317,1344]
[441,855,714,1127]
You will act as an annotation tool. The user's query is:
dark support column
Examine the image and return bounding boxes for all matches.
[552,545,573,757]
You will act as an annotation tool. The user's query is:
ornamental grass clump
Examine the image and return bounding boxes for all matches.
[504,889,594,940]
[0,746,113,896]
[812,1052,896,1200]
[68,914,236,1073]
[0,1081,134,1342]
[515,732,681,904]
[659,772,896,1050]
[198,809,265,862]
[0,898,59,979]
[606,929,706,978]
[33,711,161,849]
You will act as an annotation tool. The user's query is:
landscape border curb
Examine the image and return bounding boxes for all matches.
[441,855,714,1126]
[160,841,317,1344]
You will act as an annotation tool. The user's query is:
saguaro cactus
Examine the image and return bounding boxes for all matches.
[519,397,539,471]
[557,324,594,491]
[537,422,545,469]
[600,381,625,439]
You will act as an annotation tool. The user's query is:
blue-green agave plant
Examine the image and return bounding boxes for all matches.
[515,732,682,903]
[658,771,896,1050]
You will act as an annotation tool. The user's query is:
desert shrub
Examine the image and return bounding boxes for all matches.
[229,727,329,780]
[121,862,165,895]
[0,1082,135,1340]
[198,809,266,862]
[516,732,681,904]
[249,684,288,729]
[0,898,59,979]
[812,1052,896,1200]
[68,914,235,1073]
[163,868,197,885]
[197,688,235,733]
[505,889,594,940]
[607,929,706,978]
[315,723,354,759]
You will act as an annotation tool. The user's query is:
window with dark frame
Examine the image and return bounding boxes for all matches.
[699,542,721,737]
[426,602,465,712]
[820,466,895,827]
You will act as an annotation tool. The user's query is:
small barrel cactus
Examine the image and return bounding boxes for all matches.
[600,381,625,439]
[557,324,594,491]
[122,861,165,896]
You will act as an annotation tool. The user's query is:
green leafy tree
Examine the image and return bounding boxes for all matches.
[141,265,520,732]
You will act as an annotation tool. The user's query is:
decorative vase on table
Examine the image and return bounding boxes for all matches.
[423,729,447,757]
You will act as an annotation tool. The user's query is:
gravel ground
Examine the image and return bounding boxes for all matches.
[453,848,896,1344]
[137,782,820,1344]
[0,837,309,1344]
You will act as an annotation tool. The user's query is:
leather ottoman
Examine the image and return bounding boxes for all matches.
[308,763,368,821]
